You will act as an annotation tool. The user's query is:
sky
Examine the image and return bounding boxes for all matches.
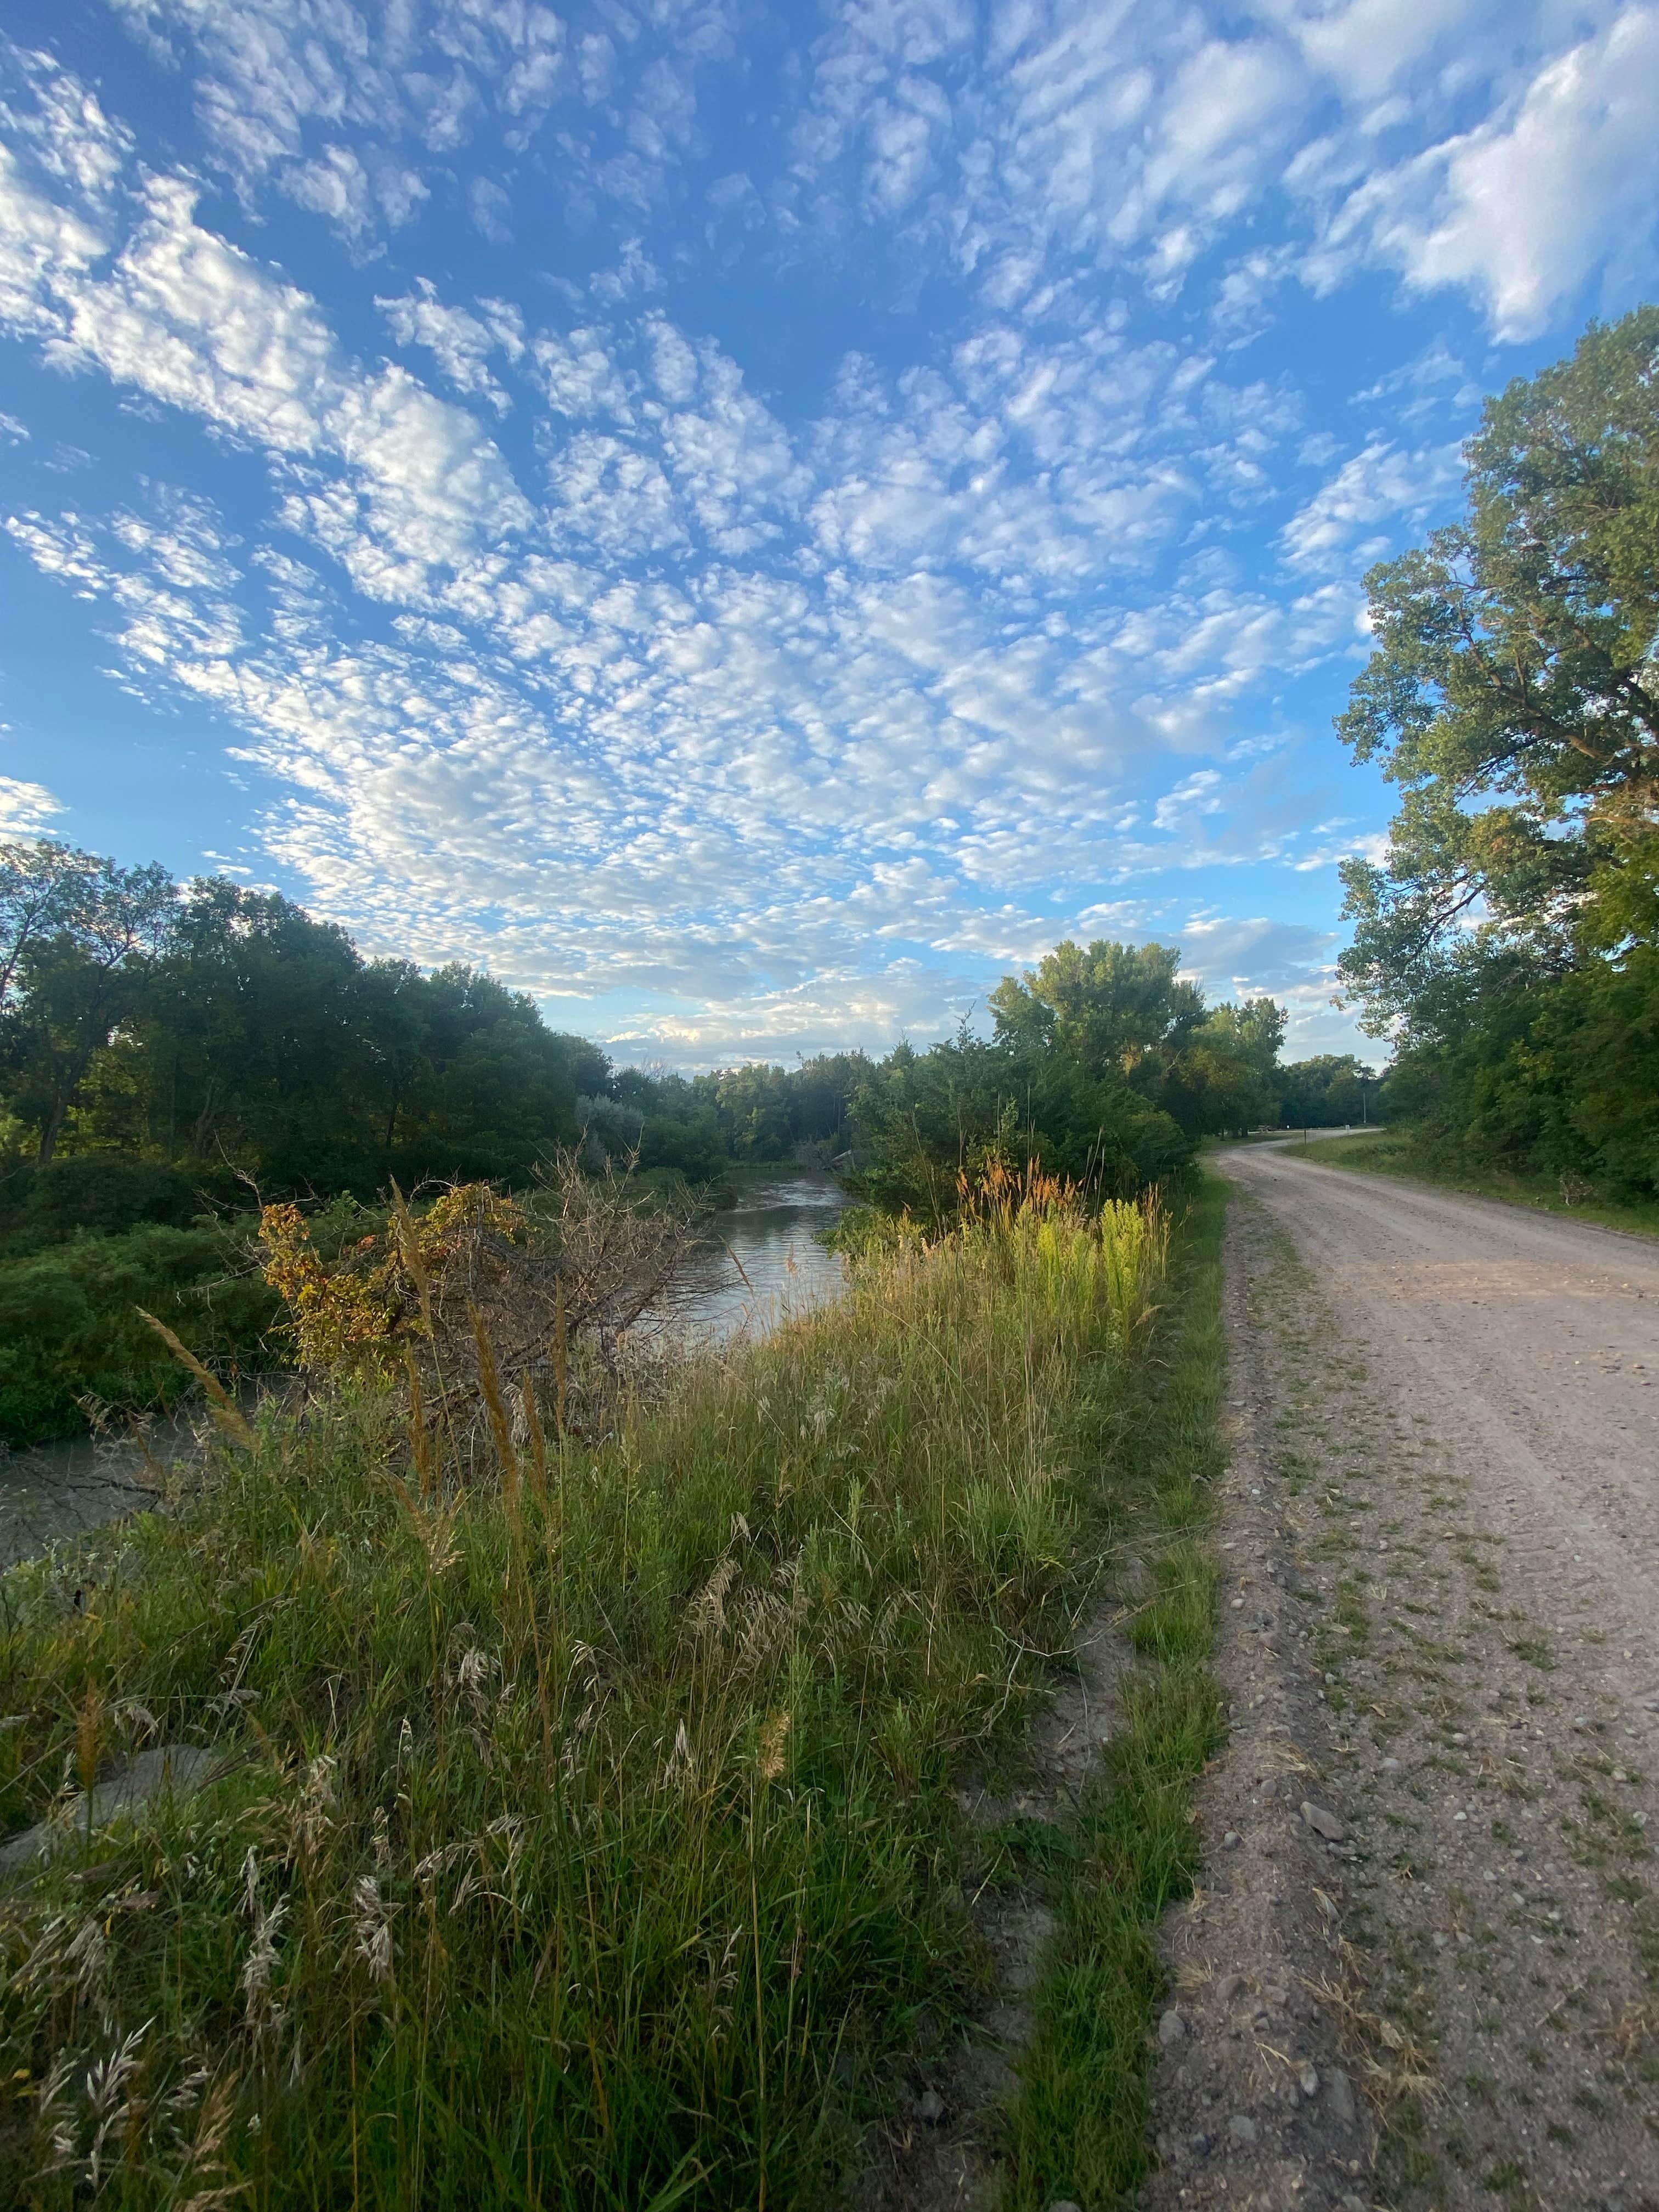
[0,3,1655,1068]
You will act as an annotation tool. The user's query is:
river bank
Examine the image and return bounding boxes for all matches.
[0,1168,851,1568]
[0,1178,1207,2209]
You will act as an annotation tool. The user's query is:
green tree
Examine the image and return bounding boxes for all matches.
[990,940,1206,1079]
[1339,306,1659,1029]
[1,845,177,1163]
[1335,306,1659,1197]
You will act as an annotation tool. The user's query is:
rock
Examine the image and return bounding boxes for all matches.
[1379,1756,1402,1773]
[1158,2007,1187,2048]
[1189,2131,1211,2156]
[1046,2202,1084,2212]
[916,2088,945,2124]
[1301,1799,1347,1842]
[1297,2060,1319,2096]
[1325,2068,1357,2127]
[1226,2113,1258,2146]
[1215,1972,1243,2002]
[0,1745,227,1880]
[1223,1830,1243,1849]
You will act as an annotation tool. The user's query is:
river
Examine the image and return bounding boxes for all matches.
[0,1168,850,1566]
[665,1167,849,1340]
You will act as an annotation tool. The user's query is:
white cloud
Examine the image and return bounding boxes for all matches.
[0,772,66,833]
[377,278,524,413]
[5,16,1638,1060]
[104,0,736,241]
[1279,436,1462,572]
[1315,8,1659,338]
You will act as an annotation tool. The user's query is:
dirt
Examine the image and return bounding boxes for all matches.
[1144,1148,1659,2212]
[845,1573,1126,2211]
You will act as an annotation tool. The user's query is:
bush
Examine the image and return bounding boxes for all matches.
[0,1154,243,1259]
[0,1221,277,1444]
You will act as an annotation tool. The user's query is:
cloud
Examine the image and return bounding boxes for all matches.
[0,772,66,833]
[4,16,1635,1065]
[1314,7,1659,338]
[1279,436,1462,572]
[377,278,524,413]
[105,0,737,242]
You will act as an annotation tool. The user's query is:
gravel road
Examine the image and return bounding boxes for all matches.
[1144,1147,1659,2212]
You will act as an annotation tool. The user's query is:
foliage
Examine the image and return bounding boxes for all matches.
[258,1158,702,1443]
[0,1223,278,1447]
[1335,307,1659,1197]
[0,1178,1173,2208]
[1,853,605,1189]
[845,939,1292,1221]
[1339,304,1659,1005]
[0,1154,242,1260]
[1003,1171,1225,2208]
[1274,1053,1386,1128]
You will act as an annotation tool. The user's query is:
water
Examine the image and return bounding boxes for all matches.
[664,1169,850,1342]
[0,1170,852,1565]
[0,1420,186,1567]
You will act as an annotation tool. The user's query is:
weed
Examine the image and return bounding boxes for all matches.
[0,1178,1172,2206]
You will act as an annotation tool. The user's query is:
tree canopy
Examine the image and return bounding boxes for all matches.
[1335,306,1659,1197]
[1340,306,1659,1029]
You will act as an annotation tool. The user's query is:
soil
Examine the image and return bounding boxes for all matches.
[1144,1148,1659,2212]
[844,1568,1126,2211]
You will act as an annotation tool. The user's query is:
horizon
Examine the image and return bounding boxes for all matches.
[2,2,1654,1069]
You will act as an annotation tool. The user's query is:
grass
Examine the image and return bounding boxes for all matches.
[0,1180,1198,2209]
[1297,1130,1659,1240]
[1001,1171,1227,2209]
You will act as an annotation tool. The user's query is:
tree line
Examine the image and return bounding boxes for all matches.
[0,838,1379,1241]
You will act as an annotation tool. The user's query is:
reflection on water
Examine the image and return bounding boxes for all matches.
[0,1420,184,1568]
[0,1171,853,1566]
[664,1170,849,1343]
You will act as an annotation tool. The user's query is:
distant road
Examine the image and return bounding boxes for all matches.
[1220,1139,1659,1730]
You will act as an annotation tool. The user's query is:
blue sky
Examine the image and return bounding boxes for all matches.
[1,3,1655,1066]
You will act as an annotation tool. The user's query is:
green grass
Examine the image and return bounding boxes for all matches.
[1298,1130,1659,1239]
[0,1186,1189,2209]
[1002,1171,1227,2210]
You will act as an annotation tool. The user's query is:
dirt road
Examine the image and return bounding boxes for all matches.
[1144,1148,1659,2212]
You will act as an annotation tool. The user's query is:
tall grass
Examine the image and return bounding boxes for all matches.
[0,1184,1168,2208]
[1003,1171,1227,2208]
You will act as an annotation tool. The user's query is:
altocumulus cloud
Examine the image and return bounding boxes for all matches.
[1,2,1657,1061]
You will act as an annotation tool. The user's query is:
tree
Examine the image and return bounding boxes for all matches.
[990,940,1206,1079]
[1334,307,1659,1197]
[1277,1055,1379,1128]
[1,845,177,1163]
[1339,306,1659,1033]
[1,842,108,1012]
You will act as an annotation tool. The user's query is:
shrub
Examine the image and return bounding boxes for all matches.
[0,1222,276,1445]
